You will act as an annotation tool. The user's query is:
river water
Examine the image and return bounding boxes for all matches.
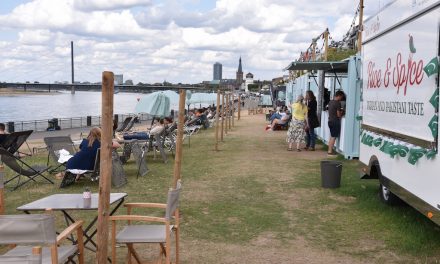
[0,90,176,123]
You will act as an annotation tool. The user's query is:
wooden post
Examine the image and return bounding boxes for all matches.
[231,92,235,128]
[228,94,232,129]
[96,71,114,264]
[357,0,364,53]
[221,92,225,140]
[225,93,228,135]
[238,94,241,120]
[324,28,329,61]
[215,89,220,151]
[0,165,4,215]
[173,89,186,188]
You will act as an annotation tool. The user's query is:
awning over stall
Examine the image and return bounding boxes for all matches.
[283,61,349,72]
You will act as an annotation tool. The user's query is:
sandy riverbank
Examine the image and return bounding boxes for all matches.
[0,87,58,96]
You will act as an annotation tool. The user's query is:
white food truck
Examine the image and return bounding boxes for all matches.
[360,0,439,223]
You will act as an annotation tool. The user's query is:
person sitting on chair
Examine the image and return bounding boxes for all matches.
[270,111,291,130]
[56,127,111,180]
[163,117,174,129]
[186,109,208,128]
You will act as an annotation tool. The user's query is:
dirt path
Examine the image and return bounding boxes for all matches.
[181,111,407,263]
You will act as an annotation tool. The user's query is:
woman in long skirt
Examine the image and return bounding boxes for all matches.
[287,95,308,151]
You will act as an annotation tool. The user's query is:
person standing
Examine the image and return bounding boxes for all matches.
[286,95,308,151]
[327,90,345,156]
[304,91,320,151]
[0,123,7,135]
[0,123,8,145]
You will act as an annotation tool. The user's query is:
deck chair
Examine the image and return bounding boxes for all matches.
[43,136,76,173]
[131,142,149,178]
[111,150,127,188]
[115,117,133,132]
[0,213,84,264]
[0,148,53,191]
[163,124,177,157]
[110,181,182,264]
[123,116,139,132]
[60,148,100,188]
[151,131,168,163]
[0,130,33,156]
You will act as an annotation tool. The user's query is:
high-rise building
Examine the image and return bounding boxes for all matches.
[114,74,123,85]
[213,62,222,80]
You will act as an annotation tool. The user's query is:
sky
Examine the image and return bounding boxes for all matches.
[0,0,390,84]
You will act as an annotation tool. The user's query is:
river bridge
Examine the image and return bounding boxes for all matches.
[0,82,217,93]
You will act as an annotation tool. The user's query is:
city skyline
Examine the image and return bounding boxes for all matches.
[0,0,388,84]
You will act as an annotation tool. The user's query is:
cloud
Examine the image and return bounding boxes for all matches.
[18,29,53,45]
[73,0,152,11]
[0,0,149,40]
[0,0,387,84]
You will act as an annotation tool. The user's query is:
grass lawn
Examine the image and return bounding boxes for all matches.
[1,112,440,263]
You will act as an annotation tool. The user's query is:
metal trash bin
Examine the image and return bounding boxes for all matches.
[7,122,14,133]
[320,160,342,188]
[87,116,92,126]
[47,118,61,131]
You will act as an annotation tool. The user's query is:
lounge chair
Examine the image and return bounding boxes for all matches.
[110,181,182,264]
[0,130,33,156]
[123,116,139,132]
[115,116,133,132]
[150,130,168,163]
[43,136,77,173]
[111,150,127,188]
[0,148,53,191]
[163,123,177,156]
[0,213,84,264]
[130,141,149,178]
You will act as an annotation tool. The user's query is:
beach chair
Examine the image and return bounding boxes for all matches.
[43,136,76,173]
[0,130,33,156]
[111,149,127,188]
[123,116,139,132]
[130,141,149,178]
[0,213,84,264]
[60,148,100,188]
[163,123,177,156]
[110,181,182,264]
[0,148,53,191]
[115,116,133,132]
[151,131,168,163]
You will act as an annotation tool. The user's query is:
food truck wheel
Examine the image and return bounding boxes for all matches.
[379,183,401,206]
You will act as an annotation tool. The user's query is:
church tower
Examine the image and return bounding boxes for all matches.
[236,57,243,89]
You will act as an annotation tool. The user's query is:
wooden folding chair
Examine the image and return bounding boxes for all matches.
[110,181,182,264]
[0,213,84,264]
[0,247,42,263]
